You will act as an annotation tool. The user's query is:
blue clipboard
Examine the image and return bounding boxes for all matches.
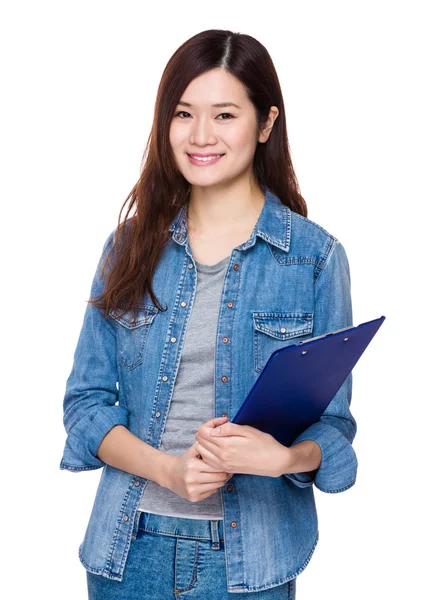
[232,315,386,447]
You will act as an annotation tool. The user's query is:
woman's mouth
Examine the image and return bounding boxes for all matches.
[186,153,225,166]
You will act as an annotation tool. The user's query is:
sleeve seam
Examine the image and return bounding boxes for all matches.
[315,237,338,286]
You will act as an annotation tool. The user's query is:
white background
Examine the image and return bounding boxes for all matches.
[1,1,433,598]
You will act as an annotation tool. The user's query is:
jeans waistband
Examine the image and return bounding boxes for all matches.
[135,510,225,550]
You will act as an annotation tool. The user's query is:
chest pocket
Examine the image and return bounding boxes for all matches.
[109,304,158,371]
[252,312,314,374]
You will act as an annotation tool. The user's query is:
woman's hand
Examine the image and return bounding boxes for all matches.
[195,416,289,478]
[162,416,233,503]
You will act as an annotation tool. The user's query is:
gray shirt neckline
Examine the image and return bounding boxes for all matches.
[195,254,231,274]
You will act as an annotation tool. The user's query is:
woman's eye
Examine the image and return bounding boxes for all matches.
[175,111,191,118]
[174,111,234,120]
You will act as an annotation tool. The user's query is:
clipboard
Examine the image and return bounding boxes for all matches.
[232,315,386,447]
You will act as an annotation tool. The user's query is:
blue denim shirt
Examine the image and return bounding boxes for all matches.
[59,188,357,592]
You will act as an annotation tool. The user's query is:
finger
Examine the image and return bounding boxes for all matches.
[196,442,222,470]
[199,416,229,431]
[197,457,229,473]
[197,419,232,441]
[196,432,220,450]
[195,443,227,472]
[209,421,245,437]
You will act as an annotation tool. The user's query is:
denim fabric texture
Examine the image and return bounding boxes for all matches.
[60,187,358,592]
[86,511,297,599]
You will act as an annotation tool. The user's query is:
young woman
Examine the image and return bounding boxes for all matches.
[60,29,358,599]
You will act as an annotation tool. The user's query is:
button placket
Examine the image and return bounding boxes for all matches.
[213,255,243,557]
[152,253,196,443]
[220,300,233,383]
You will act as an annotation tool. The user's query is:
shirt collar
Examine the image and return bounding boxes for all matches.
[168,187,291,253]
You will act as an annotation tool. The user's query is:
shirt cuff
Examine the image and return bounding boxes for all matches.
[59,405,129,472]
[283,421,358,493]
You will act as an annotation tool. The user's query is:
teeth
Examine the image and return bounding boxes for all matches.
[190,154,223,162]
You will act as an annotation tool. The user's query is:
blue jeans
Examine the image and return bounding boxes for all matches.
[86,510,297,598]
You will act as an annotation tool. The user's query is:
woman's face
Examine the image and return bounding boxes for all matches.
[169,68,267,189]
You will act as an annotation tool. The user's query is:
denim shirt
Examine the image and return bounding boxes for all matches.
[59,188,358,592]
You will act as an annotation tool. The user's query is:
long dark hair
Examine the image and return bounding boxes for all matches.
[90,29,307,318]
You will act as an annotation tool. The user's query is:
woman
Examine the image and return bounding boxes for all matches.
[60,29,357,599]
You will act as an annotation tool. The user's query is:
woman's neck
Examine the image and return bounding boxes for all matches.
[187,185,265,238]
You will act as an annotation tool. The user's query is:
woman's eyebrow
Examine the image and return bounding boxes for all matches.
[177,100,242,109]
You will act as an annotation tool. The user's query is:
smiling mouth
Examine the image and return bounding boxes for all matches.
[187,153,225,158]
[186,153,226,164]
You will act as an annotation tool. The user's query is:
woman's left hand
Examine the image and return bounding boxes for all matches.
[195,418,289,478]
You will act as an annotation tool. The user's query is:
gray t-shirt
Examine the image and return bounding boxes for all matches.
[138,254,231,519]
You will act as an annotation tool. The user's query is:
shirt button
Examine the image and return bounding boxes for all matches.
[233,264,239,271]
[188,263,194,269]
[181,301,187,307]
[134,480,141,487]
[129,317,136,324]
[280,327,286,333]
[162,375,168,381]
[222,337,229,343]
[155,411,161,418]
[221,376,228,383]
[227,302,233,308]
[171,337,177,343]
[123,514,129,522]
[227,485,233,492]
[231,521,237,528]
[221,412,227,418]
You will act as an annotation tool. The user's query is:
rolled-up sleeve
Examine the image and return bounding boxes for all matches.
[59,230,129,472]
[284,239,358,493]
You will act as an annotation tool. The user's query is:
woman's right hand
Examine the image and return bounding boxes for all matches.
[161,419,233,503]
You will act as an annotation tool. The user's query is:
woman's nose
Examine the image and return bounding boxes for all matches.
[189,118,217,145]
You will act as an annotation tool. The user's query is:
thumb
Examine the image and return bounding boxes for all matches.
[212,415,229,425]
[202,415,228,429]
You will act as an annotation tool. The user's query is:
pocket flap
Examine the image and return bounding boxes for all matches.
[108,304,158,329]
[252,312,314,340]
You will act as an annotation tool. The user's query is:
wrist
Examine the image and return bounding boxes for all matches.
[277,446,295,477]
[155,452,176,489]
[277,441,322,477]
[136,442,176,488]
